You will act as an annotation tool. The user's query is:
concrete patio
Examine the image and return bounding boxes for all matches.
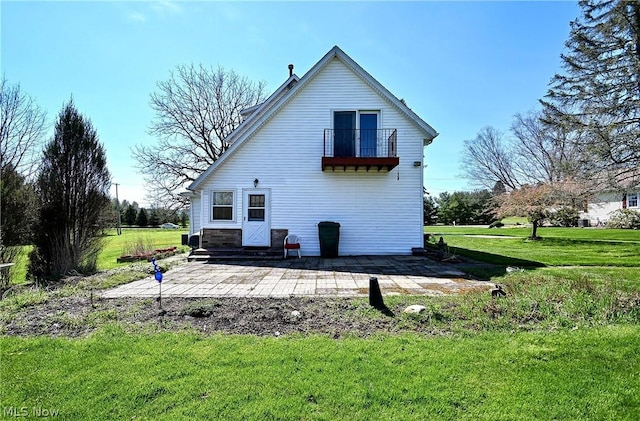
[102,256,490,298]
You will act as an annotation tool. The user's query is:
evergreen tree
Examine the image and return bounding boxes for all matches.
[124,204,137,226]
[436,190,495,225]
[29,99,111,281]
[542,0,640,185]
[148,209,160,227]
[492,181,507,196]
[136,208,148,227]
[423,195,438,226]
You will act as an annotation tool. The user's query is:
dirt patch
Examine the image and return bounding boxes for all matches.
[1,254,491,338]
[2,294,456,338]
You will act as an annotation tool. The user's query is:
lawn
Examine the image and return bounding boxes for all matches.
[3,226,640,419]
[6,229,189,285]
[97,228,189,270]
[427,225,640,242]
[2,326,638,420]
[425,225,640,284]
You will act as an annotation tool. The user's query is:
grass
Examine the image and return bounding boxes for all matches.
[2,246,31,286]
[1,325,638,420]
[2,225,639,419]
[6,229,188,285]
[98,228,189,270]
[425,225,640,284]
[427,225,640,242]
[444,236,640,266]
[2,274,639,418]
[499,216,528,225]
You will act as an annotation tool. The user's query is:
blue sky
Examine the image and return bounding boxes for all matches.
[1,1,580,206]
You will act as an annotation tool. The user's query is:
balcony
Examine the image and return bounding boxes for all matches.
[322,128,399,172]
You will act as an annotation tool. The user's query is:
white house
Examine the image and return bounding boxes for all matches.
[185,46,438,256]
[581,190,639,225]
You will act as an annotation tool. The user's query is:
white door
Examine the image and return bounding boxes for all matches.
[242,189,270,246]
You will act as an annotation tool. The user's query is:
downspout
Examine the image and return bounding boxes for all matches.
[199,190,204,249]
[189,196,195,236]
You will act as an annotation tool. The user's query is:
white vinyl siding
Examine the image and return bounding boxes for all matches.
[190,195,201,236]
[194,58,426,255]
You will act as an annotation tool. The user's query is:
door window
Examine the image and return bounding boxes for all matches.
[247,194,265,221]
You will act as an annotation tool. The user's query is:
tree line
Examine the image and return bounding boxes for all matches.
[424,190,495,226]
[110,199,188,228]
[425,186,584,232]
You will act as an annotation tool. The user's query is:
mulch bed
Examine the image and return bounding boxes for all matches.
[116,247,179,263]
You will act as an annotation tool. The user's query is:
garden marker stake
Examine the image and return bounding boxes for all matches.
[151,258,163,309]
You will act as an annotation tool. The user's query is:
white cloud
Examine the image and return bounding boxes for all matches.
[151,1,184,17]
[122,1,183,24]
[127,11,146,23]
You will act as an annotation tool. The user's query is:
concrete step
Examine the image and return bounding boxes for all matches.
[188,247,284,262]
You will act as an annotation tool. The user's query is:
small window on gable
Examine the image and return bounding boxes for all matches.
[629,193,638,208]
[211,191,234,221]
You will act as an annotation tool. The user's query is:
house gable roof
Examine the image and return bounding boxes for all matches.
[188,46,438,191]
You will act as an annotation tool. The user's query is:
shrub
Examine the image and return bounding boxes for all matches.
[607,209,640,229]
[122,237,155,257]
[549,207,579,227]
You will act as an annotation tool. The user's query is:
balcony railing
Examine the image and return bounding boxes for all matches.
[323,128,397,158]
[322,128,399,172]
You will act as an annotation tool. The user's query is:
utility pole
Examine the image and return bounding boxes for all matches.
[0,165,3,247]
[113,183,122,235]
[0,164,3,247]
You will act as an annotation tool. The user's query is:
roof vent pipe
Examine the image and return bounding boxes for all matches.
[288,64,294,77]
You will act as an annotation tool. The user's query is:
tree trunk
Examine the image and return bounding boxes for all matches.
[530,220,539,240]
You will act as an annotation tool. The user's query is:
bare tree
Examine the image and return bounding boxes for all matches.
[132,65,267,208]
[0,77,48,177]
[511,111,585,184]
[461,126,519,190]
[461,111,584,191]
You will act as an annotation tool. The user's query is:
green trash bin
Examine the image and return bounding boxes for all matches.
[318,221,340,258]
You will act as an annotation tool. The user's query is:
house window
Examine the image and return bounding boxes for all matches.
[628,193,638,208]
[211,191,234,221]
